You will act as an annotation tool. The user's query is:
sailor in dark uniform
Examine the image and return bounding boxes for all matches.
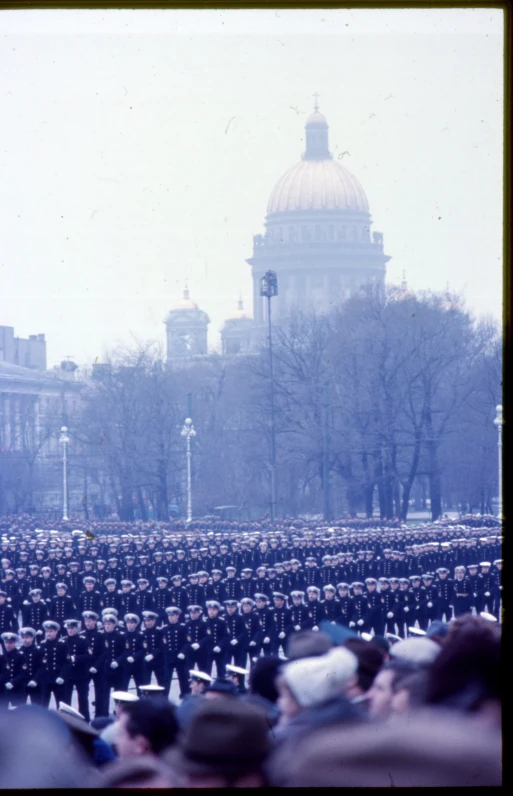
[303,586,326,630]
[452,566,472,616]
[38,621,66,709]
[240,598,261,667]
[271,592,291,655]
[321,584,340,623]
[183,605,207,672]
[18,626,43,705]
[120,613,146,696]
[335,583,353,627]
[22,589,48,635]
[435,567,453,621]
[204,600,228,679]
[140,610,165,687]
[254,593,275,658]
[80,610,104,719]
[0,631,24,708]
[62,618,91,721]
[161,606,189,698]
[223,599,248,668]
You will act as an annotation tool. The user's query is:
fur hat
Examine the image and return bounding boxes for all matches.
[282,646,358,708]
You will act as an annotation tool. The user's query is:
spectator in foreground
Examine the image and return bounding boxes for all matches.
[114,697,178,760]
[366,659,422,720]
[343,638,387,708]
[99,756,175,788]
[166,700,271,787]
[424,614,501,728]
[274,646,362,743]
[267,708,502,787]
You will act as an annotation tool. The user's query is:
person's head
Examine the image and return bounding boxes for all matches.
[1,632,19,651]
[189,606,202,621]
[99,756,175,788]
[278,646,358,718]
[143,612,157,628]
[166,700,270,787]
[65,619,80,636]
[206,602,220,618]
[390,670,429,717]
[241,598,255,613]
[190,672,212,694]
[19,628,36,647]
[344,639,387,697]
[269,709,502,788]
[367,659,421,719]
[115,698,178,759]
[249,656,283,703]
[286,630,333,660]
[166,607,181,623]
[83,611,98,630]
[204,679,238,701]
[424,615,501,727]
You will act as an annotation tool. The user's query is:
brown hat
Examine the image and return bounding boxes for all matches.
[167,700,270,777]
[268,708,501,787]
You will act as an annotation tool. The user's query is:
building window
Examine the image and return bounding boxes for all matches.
[279,226,284,243]
[301,226,310,242]
[315,225,322,241]
[328,225,334,240]
[289,226,297,242]
[338,226,346,241]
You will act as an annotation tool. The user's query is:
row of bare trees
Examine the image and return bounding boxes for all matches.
[64,285,500,522]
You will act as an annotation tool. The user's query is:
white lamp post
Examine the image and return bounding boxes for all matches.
[181,417,196,523]
[493,405,503,519]
[59,425,70,521]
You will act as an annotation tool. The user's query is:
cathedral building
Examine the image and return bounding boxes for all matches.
[164,100,390,361]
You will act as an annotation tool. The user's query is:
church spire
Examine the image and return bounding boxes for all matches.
[303,94,332,161]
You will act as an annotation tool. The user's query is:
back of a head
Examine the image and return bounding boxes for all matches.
[0,706,97,788]
[425,619,500,713]
[270,708,502,787]
[249,656,283,703]
[100,756,174,788]
[122,697,178,755]
[286,630,333,660]
[344,639,386,692]
[282,646,358,709]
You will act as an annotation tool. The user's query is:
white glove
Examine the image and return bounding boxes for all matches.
[485,592,490,597]
[5,682,13,690]
[415,605,420,610]
[230,639,238,646]
[55,677,64,684]
[278,631,286,639]
[23,600,30,606]
[178,653,185,660]
[144,654,153,662]
[357,619,364,626]
[213,645,221,653]
[36,630,43,636]
[263,636,270,644]
[331,621,336,625]
[312,625,319,632]
[249,640,257,646]
[89,667,97,674]
[71,655,75,663]
[473,593,477,598]
[191,643,200,651]
[126,656,134,663]
[387,612,394,618]
[349,621,355,628]
[427,602,433,608]
[110,661,119,669]
[28,680,37,688]
[403,607,409,613]
[294,625,301,631]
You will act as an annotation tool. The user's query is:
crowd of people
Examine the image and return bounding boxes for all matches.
[0,514,503,787]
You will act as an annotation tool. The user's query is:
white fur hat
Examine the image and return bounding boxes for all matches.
[282,647,358,708]
[389,637,441,665]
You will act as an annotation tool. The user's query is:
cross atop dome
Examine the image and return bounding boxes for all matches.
[313,91,320,112]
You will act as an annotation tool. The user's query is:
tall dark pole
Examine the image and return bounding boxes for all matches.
[323,382,330,520]
[268,294,277,524]
[260,270,278,524]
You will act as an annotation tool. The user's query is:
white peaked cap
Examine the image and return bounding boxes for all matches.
[112,691,139,702]
[282,647,358,708]
[480,612,498,623]
[58,702,85,720]
[226,664,249,676]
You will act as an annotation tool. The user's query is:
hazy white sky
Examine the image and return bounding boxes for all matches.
[0,8,503,368]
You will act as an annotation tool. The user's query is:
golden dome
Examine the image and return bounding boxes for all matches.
[229,297,251,320]
[170,286,198,311]
[267,158,369,215]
